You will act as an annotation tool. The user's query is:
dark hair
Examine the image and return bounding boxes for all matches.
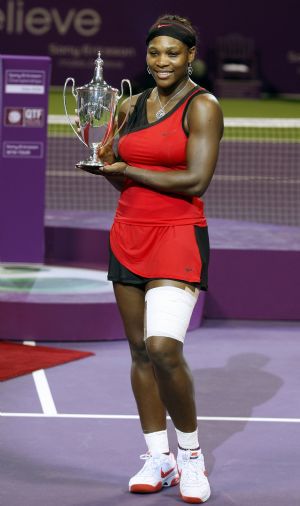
[149,14,198,46]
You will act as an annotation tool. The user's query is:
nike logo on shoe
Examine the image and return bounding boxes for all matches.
[161,466,176,478]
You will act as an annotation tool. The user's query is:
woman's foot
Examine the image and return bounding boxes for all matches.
[129,452,179,493]
[177,449,211,503]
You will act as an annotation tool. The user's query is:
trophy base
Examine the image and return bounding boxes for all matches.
[76,161,104,176]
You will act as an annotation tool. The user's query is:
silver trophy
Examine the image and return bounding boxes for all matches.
[63,51,132,174]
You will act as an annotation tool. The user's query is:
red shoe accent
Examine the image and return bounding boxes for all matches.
[181,494,204,504]
[130,482,162,493]
[170,476,180,486]
[161,466,176,478]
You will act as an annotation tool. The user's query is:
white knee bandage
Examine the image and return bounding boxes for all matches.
[144,286,198,343]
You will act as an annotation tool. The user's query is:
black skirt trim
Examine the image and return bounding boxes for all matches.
[194,225,210,290]
[107,226,210,291]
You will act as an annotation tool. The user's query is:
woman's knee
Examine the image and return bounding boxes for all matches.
[146,336,183,372]
[128,337,149,364]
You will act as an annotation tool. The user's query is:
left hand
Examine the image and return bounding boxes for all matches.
[102,162,127,176]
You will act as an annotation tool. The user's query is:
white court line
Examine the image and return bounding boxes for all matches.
[1,413,300,423]
[23,341,57,416]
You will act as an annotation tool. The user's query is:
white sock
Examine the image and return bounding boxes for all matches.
[144,429,169,454]
[175,428,200,451]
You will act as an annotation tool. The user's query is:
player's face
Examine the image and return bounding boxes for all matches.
[146,36,195,90]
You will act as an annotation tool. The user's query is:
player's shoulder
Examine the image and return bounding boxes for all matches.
[119,92,144,115]
[187,88,224,136]
[189,88,222,114]
[188,88,223,121]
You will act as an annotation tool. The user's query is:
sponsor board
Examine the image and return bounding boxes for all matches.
[5,69,45,94]
[2,141,44,158]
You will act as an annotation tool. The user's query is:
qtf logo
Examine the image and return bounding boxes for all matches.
[0,0,102,36]
[5,107,44,127]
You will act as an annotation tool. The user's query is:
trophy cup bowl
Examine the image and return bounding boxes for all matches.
[63,52,132,175]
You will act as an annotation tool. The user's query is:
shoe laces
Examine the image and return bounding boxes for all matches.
[181,451,205,483]
[137,453,162,477]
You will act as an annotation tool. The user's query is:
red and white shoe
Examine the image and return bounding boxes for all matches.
[177,449,211,503]
[129,452,179,493]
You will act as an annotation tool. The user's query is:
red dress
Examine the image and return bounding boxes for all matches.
[109,87,210,286]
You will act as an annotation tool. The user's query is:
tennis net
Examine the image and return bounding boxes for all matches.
[46,115,300,226]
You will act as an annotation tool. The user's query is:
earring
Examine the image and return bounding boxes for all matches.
[188,63,193,76]
[147,66,151,75]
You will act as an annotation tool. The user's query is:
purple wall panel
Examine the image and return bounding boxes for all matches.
[205,249,300,320]
[0,55,51,262]
[45,226,109,266]
[0,300,126,341]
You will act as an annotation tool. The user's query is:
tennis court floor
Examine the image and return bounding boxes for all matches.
[1,319,300,505]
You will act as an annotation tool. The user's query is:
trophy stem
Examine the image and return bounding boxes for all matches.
[91,145,99,164]
[75,145,104,175]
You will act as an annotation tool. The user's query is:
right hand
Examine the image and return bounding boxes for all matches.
[98,143,116,165]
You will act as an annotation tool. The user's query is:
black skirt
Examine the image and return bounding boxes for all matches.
[107,225,210,291]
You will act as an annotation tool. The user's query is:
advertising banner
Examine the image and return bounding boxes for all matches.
[0,0,299,94]
[0,54,51,262]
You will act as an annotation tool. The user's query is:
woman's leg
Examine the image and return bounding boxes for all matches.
[113,282,166,433]
[143,280,213,502]
[115,280,210,501]
[146,336,197,432]
[144,279,199,433]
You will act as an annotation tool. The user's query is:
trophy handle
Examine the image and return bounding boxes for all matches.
[102,79,132,148]
[116,79,133,135]
[63,77,88,148]
[97,79,132,153]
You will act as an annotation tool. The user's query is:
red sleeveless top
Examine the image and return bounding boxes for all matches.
[110,87,209,282]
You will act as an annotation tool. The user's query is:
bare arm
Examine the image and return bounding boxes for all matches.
[103,94,224,197]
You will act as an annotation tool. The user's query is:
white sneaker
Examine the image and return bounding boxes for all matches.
[177,449,211,503]
[129,452,179,493]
